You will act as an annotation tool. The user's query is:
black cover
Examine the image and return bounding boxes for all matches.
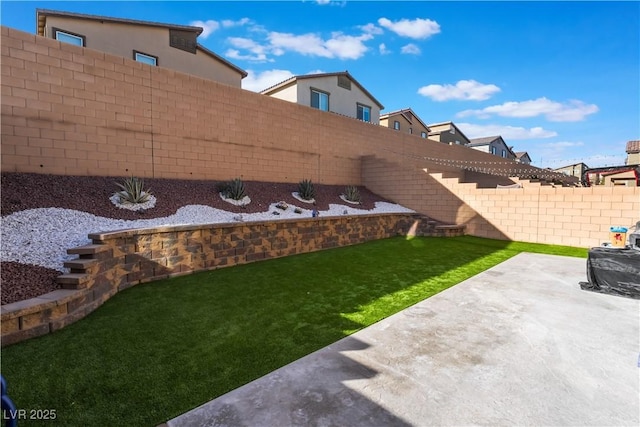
[580,247,640,299]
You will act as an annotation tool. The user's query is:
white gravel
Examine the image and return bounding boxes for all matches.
[1,202,414,272]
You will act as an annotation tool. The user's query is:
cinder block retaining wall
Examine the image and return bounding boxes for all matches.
[0,214,464,346]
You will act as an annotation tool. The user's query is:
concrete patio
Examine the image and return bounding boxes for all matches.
[166,253,640,427]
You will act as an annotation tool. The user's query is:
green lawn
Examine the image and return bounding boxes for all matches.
[0,236,586,426]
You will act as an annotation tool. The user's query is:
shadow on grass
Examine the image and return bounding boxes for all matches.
[0,236,586,426]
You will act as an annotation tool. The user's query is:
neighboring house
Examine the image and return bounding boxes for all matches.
[584,165,640,186]
[515,152,532,165]
[467,136,516,160]
[36,9,247,87]
[260,71,384,124]
[380,108,430,138]
[626,140,640,165]
[602,168,640,186]
[554,162,589,182]
[427,122,471,145]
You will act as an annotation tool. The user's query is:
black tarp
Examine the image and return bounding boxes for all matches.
[580,247,640,299]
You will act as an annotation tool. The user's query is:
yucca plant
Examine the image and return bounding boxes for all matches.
[223,178,247,201]
[298,179,315,201]
[115,176,152,204]
[343,185,361,203]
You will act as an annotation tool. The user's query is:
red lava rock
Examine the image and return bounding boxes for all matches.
[1,173,393,304]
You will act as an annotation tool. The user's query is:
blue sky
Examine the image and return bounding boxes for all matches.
[2,1,639,168]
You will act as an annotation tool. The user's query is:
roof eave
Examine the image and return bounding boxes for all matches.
[36,8,204,36]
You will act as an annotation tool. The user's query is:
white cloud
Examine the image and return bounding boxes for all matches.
[242,69,295,92]
[456,123,558,140]
[315,0,347,6]
[457,97,599,122]
[221,18,251,28]
[267,32,333,57]
[225,49,271,62]
[227,37,270,61]
[379,43,391,55]
[359,23,384,36]
[190,20,220,39]
[418,80,501,101]
[266,31,371,59]
[377,17,440,39]
[401,43,421,55]
[325,33,372,59]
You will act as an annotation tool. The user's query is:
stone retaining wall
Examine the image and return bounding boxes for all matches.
[0,213,464,346]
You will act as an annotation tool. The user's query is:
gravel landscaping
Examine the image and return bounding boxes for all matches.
[1,173,415,304]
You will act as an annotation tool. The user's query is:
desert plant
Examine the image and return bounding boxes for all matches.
[115,176,152,204]
[297,179,315,201]
[343,185,361,203]
[215,181,228,194]
[223,178,247,201]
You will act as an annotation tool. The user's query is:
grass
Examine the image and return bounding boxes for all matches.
[0,236,586,426]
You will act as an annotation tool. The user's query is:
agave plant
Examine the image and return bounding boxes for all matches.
[343,185,361,203]
[223,178,247,201]
[115,176,152,204]
[298,179,315,201]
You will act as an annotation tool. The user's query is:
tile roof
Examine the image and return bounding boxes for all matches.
[37,9,202,36]
[467,136,501,146]
[626,140,640,153]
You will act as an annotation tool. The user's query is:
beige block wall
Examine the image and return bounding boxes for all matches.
[1,27,533,184]
[430,174,640,248]
[3,27,637,248]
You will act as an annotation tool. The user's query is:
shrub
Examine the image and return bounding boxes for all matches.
[115,176,152,204]
[214,181,228,194]
[343,185,361,203]
[298,179,315,201]
[222,178,247,201]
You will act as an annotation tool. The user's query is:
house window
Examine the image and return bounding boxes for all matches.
[134,51,158,66]
[421,131,427,138]
[455,140,460,145]
[393,121,400,130]
[337,75,351,90]
[491,146,497,155]
[409,128,413,134]
[53,28,85,46]
[502,149,506,158]
[311,89,329,111]
[357,104,371,122]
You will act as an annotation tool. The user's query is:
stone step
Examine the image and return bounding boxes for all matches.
[57,273,91,290]
[67,244,112,260]
[67,244,111,255]
[63,258,98,272]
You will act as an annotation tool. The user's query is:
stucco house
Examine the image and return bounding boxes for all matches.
[626,140,640,165]
[602,168,640,186]
[515,152,532,165]
[554,162,589,182]
[467,136,516,160]
[380,108,430,138]
[36,9,247,87]
[427,122,471,146]
[584,165,640,186]
[260,71,384,124]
